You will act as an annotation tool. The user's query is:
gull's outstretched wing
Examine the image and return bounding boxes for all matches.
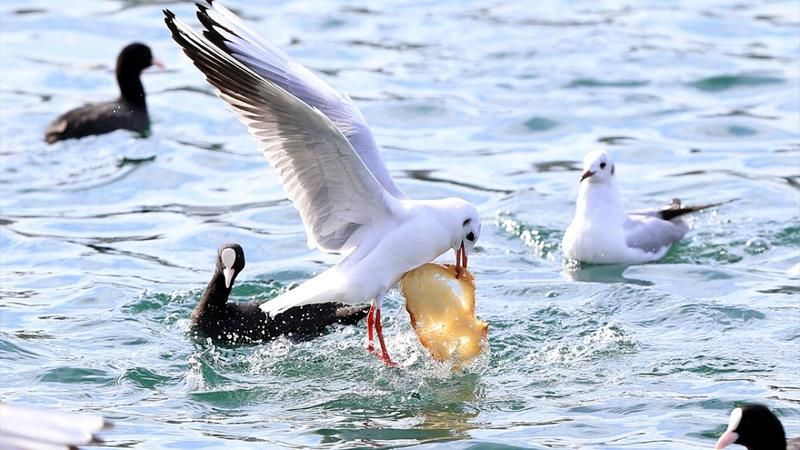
[623,214,688,254]
[165,10,401,253]
[0,403,110,450]
[192,0,406,199]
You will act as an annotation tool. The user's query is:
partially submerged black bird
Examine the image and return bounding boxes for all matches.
[716,404,800,450]
[44,43,162,144]
[192,243,369,344]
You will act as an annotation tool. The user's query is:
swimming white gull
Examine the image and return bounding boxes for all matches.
[562,150,722,265]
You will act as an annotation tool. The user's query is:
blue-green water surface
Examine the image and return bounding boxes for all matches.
[1,1,798,448]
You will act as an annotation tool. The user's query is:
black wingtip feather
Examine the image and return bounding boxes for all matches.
[163,9,188,50]
[658,199,730,221]
[196,4,238,53]
[163,9,181,43]
[162,6,271,115]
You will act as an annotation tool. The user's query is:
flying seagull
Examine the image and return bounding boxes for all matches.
[163,2,481,365]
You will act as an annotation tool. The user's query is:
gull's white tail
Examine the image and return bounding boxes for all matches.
[259,269,349,317]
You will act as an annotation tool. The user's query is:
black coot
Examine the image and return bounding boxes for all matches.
[44,43,161,144]
[192,243,369,344]
[716,404,800,450]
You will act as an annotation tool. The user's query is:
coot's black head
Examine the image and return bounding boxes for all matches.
[116,42,162,104]
[117,43,157,74]
[716,404,787,450]
[217,243,246,289]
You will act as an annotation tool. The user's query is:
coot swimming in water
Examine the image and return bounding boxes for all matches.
[44,42,162,144]
[716,404,800,450]
[192,244,369,344]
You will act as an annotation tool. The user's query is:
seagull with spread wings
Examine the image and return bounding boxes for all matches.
[164,2,481,365]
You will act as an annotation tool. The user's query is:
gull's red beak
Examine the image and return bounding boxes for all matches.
[580,170,594,182]
[151,57,166,70]
[455,242,468,279]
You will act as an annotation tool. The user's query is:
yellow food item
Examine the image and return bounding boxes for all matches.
[401,263,488,364]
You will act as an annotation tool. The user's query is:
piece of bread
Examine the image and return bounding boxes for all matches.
[401,264,488,364]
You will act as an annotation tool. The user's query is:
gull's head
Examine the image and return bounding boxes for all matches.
[580,150,615,184]
[217,243,246,289]
[439,198,481,278]
[459,206,481,255]
[715,404,786,449]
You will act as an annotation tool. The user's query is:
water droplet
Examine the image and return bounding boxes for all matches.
[744,237,770,254]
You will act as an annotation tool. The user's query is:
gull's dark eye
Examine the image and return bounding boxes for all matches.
[600,162,607,169]
[466,232,475,242]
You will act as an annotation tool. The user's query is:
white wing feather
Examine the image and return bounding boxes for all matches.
[193,0,407,199]
[165,11,401,253]
[624,214,688,253]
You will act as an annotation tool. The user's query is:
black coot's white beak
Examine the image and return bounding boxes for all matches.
[151,57,166,70]
[716,407,742,449]
[715,431,738,449]
[223,268,235,288]
[580,170,594,182]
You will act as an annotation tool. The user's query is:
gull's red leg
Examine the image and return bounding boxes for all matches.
[374,308,396,367]
[366,301,376,353]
